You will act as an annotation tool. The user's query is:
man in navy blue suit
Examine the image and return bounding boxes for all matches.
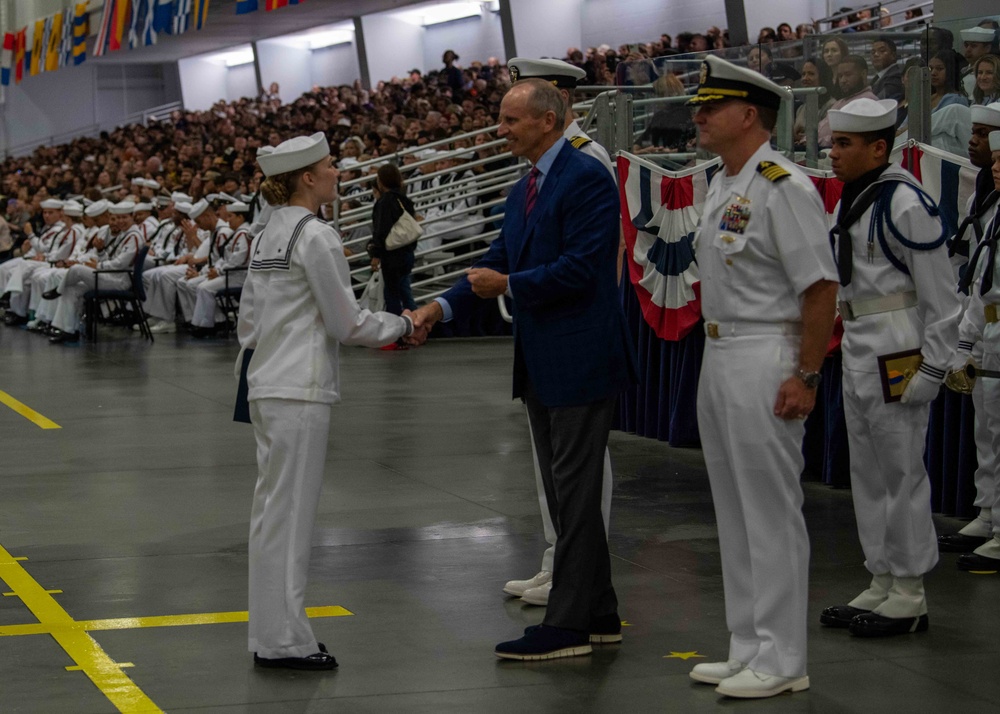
[409,78,636,660]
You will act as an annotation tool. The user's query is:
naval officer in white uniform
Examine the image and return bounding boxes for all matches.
[686,55,839,699]
[821,98,961,636]
[238,132,418,671]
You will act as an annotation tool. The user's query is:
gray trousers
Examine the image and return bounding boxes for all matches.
[524,384,618,632]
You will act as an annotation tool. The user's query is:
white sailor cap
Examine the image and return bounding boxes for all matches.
[508,57,586,88]
[188,199,210,219]
[688,54,791,111]
[62,201,84,217]
[155,196,171,207]
[991,130,1000,152]
[971,101,1000,128]
[40,198,64,209]
[144,179,161,190]
[131,177,144,186]
[109,201,136,214]
[828,97,897,133]
[227,201,250,213]
[85,200,110,217]
[133,202,153,213]
[338,157,360,169]
[961,26,996,43]
[415,149,438,161]
[257,132,330,177]
[207,192,237,204]
[171,191,193,203]
[174,201,193,215]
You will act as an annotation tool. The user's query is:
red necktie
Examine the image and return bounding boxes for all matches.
[524,167,540,217]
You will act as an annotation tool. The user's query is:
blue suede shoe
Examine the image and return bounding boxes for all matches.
[495,624,592,661]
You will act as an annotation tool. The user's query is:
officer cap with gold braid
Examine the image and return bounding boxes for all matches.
[508,57,586,89]
[688,55,791,112]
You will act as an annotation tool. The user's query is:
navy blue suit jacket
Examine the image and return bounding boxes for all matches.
[443,141,637,408]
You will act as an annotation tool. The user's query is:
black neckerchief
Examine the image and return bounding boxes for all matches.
[837,164,890,225]
[975,166,996,214]
[833,164,890,286]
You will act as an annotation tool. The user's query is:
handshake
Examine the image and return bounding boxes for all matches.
[401,303,442,347]
[399,268,510,348]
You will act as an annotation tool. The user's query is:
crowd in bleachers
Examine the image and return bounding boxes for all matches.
[0,4,997,343]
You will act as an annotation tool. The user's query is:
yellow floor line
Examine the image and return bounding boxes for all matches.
[0,390,60,429]
[0,544,162,713]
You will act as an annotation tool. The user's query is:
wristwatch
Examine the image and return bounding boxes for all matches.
[796,369,822,389]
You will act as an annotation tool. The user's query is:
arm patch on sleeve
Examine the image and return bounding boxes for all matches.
[757,161,791,182]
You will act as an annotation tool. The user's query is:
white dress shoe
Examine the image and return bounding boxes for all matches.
[149,321,177,334]
[715,668,810,699]
[689,659,746,684]
[503,570,551,597]
[521,580,551,606]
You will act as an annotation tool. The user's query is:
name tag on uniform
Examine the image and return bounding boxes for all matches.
[719,196,751,234]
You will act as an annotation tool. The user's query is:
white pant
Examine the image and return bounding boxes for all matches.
[842,366,939,576]
[0,257,24,293]
[191,274,242,328]
[248,398,331,659]
[979,326,1000,538]
[142,264,188,322]
[5,259,47,316]
[176,275,208,323]
[51,264,129,334]
[528,411,613,572]
[697,334,809,679]
[34,268,67,323]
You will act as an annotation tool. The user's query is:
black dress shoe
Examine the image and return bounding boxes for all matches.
[253,650,338,670]
[957,553,1000,572]
[848,612,928,637]
[819,605,870,628]
[938,533,991,553]
[49,330,80,344]
[4,312,28,326]
[42,288,60,300]
[589,612,622,644]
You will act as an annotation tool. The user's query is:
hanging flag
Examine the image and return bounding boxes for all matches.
[59,8,73,67]
[46,13,63,72]
[173,0,192,35]
[111,0,131,51]
[236,0,258,14]
[95,0,131,55]
[72,3,88,66]
[265,0,288,10]
[191,0,211,30]
[14,28,26,83]
[129,0,157,48]
[1,33,13,86]
[152,0,173,34]
[30,19,45,75]
[617,152,711,341]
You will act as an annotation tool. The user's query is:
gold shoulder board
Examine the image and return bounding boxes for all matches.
[569,135,593,149]
[756,161,791,183]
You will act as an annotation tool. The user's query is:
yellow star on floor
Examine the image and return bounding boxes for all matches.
[664,651,705,660]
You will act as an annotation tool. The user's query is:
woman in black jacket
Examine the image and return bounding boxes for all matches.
[368,164,418,315]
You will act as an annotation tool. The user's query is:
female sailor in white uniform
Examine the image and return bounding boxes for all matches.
[238,132,416,670]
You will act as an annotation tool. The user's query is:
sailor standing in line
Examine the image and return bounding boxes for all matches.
[948,130,1000,572]
[238,133,417,671]
[500,57,617,608]
[820,98,962,636]
[938,101,1000,555]
[686,55,839,699]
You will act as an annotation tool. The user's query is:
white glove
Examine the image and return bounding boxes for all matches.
[901,370,941,405]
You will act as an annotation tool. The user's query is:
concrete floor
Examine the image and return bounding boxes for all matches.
[0,326,997,713]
